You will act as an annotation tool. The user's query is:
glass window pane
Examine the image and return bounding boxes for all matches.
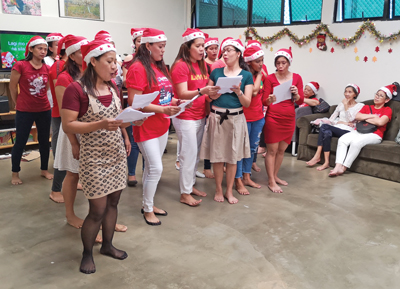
[222,0,248,26]
[196,0,219,28]
[291,0,323,22]
[343,0,385,19]
[252,0,282,25]
[395,0,400,16]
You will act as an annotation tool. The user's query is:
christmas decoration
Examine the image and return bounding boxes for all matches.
[270,47,273,52]
[316,33,327,51]
[309,48,312,53]
[330,47,335,53]
[355,56,360,62]
[354,47,358,53]
[375,46,380,52]
[389,48,393,53]
[244,21,400,49]
[372,56,377,62]
[364,56,368,62]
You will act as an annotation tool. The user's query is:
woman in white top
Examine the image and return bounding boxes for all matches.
[306,84,364,170]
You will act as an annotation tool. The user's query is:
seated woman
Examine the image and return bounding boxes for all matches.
[307,84,364,170]
[299,82,320,108]
[329,84,395,177]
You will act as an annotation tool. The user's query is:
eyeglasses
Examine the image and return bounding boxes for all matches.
[223,49,235,54]
[375,92,386,98]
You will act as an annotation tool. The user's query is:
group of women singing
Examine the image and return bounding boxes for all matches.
[10,26,393,275]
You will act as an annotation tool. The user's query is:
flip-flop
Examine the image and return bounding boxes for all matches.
[127,180,138,187]
[141,208,168,216]
[143,214,161,226]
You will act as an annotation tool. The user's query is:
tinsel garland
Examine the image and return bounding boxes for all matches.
[244,21,400,48]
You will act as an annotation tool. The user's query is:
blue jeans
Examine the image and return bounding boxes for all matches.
[126,125,140,176]
[318,124,350,152]
[235,117,265,178]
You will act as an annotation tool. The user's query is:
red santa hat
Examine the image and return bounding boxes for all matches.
[379,84,397,99]
[246,40,262,49]
[46,33,63,42]
[182,28,206,43]
[56,37,66,55]
[274,48,293,64]
[306,82,320,94]
[63,35,89,57]
[81,39,117,71]
[346,83,361,95]
[243,46,264,62]
[131,28,145,40]
[95,30,113,43]
[1,51,16,66]
[317,33,326,40]
[140,28,167,44]
[217,37,233,58]
[221,38,245,54]
[25,36,48,57]
[205,37,219,48]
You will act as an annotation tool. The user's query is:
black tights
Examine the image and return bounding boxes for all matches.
[80,190,127,274]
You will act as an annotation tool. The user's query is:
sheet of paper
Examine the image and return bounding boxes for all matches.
[166,94,200,119]
[272,80,293,104]
[215,76,243,94]
[131,91,159,109]
[115,107,155,123]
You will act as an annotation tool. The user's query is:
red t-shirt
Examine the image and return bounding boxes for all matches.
[126,61,173,142]
[210,59,226,72]
[299,97,319,108]
[243,74,266,122]
[12,61,50,112]
[62,82,117,118]
[49,60,66,117]
[359,105,392,138]
[56,71,74,88]
[171,60,208,120]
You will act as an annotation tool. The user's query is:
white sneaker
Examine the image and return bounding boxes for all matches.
[196,171,205,178]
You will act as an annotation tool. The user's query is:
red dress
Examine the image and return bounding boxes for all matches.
[262,73,304,144]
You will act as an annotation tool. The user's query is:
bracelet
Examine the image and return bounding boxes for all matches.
[238,91,243,97]
[198,88,203,96]
[130,122,136,126]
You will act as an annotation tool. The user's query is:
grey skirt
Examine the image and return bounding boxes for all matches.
[200,106,250,164]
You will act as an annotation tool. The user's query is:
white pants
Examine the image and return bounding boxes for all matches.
[336,131,382,168]
[137,131,169,212]
[172,118,205,194]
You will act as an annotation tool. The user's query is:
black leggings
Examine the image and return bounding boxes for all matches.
[11,110,51,172]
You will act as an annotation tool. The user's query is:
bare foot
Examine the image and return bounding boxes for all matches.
[275,177,288,186]
[242,178,261,189]
[11,172,22,185]
[214,191,224,202]
[153,206,167,215]
[306,157,320,166]
[180,194,202,206]
[66,214,84,229]
[95,234,102,243]
[80,252,96,274]
[252,163,261,172]
[257,147,266,154]
[49,191,64,203]
[115,224,127,232]
[316,163,330,171]
[100,245,128,260]
[203,169,215,179]
[235,178,250,195]
[262,152,267,158]
[77,183,83,190]
[41,170,54,180]
[224,193,239,204]
[191,187,207,197]
[268,183,283,193]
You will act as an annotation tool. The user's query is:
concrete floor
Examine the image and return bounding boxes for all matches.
[1,133,400,289]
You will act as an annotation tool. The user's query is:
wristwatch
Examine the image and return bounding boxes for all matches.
[198,88,203,96]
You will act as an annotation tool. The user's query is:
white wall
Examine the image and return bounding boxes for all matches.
[200,0,400,105]
[0,0,188,65]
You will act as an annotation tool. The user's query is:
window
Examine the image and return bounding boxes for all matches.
[335,0,398,22]
[195,0,323,28]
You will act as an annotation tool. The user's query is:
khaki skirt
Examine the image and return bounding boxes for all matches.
[200,106,250,164]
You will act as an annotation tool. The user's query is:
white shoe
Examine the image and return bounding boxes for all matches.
[196,171,205,178]
[175,163,180,171]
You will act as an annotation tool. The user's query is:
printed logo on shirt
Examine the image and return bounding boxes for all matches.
[191,74,208,81]
[157,76,173,106]
[28,74,48,96]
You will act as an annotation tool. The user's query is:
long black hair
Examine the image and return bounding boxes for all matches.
[24,45,45,63]
[79,55,117,97]
[62,56,81,81]
[171,39,207,78]
[46,41,56,57]
[132,43,171,89]
[233,47,250,72]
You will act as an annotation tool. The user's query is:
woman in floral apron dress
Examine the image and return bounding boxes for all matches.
[62,40,143,274]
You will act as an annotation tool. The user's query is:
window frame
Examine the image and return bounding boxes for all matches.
[289,0,323,24]
[334,0,394,23]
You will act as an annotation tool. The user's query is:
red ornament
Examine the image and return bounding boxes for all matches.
[289,46,292,51]
[389,48,393,53]
[330,47,334,53]
[364,56,368,62]
[375,46,380,52]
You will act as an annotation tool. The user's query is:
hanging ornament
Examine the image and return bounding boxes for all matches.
[289,46,292,51]
[355,56,360,62]
[372,56,377,62]
[354,47,358,53]
[309,48,312,53]
[316,33,327,51]
[239,35,242,39]
[270,47,273,52]
[375,46,380,52]
[364,56,368,62]
[330,47,335,53]
[389,48,393,53]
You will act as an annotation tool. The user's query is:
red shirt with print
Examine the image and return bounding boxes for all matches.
[243,73,266,122]
[49,60,66,117]
[171,60,208,120]
[126,61,173,142]
[12,61,50,112]
[359,105,392,138]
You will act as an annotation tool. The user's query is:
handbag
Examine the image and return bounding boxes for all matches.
[356,105,377,134]
[395,128,400,144]
[312,98,330,114]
